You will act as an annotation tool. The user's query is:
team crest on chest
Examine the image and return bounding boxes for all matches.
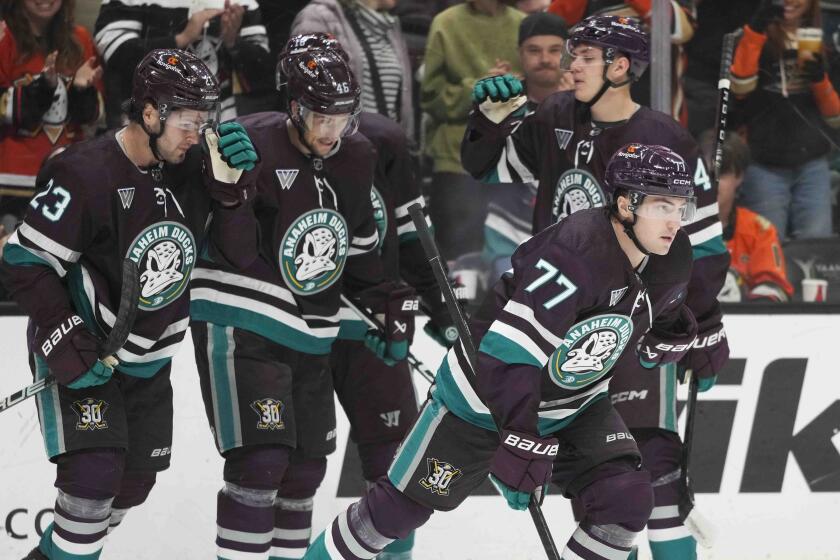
[126,221,196,310]
[552,169,606,223]
[419,458,462,496]
[280,209,349,295]
[548,314,633,389]
[370,187,387,251]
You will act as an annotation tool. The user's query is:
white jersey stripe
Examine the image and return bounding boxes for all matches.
[486,321,549,366]
[688,222,723,246]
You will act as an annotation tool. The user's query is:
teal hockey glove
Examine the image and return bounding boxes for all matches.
[216,121,258,171]
[472,74,527,124]
[489,430,558,511]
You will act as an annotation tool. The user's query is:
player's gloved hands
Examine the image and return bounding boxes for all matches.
[420,287,461,348]
[802,52,827,83]
[216,121,259,171]
[489,430,558,511]
[748,0,784,33]
[473,74,528,124]
[490,473,548,510]
[677,366,717,393]
[638,305,698,369]
[37,315,113,388]
[364,285,418,366]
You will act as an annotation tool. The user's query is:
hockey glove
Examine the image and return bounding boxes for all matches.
[638,305,698,369]
[489,430,558,511]
[677,366,717,393]
[216,121,259,171]
[203,122,258,206]
[473,74,528,125]
[748,0,784,33]
[364,285,418,366]
[420,286,461,348]
[37,315,114,388]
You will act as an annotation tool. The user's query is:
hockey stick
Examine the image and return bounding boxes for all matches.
[407,203,561,560]
[339,294,436,384]
[0,258,140,413]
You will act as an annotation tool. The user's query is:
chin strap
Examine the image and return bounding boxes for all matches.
[140,117,165,163]
[614,211,651,256]
[582,49,637,109]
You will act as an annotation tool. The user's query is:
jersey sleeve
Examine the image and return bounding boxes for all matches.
[0,158,97,329]
[461,103,543,185]
[476,230,589,435]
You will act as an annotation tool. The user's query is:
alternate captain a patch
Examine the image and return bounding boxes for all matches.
[127,221,196,310]
[548,314,633,390]
[419,458,463,496]
[280,209,349,295]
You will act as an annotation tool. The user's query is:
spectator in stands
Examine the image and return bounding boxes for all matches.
[700,130,794,302]
[94,0,271,128]
[0,0,102,229]
[483,11,571,279]
[682,0,759,138]
[422,0,524,261]
[731,0,838,239]
[547,0,696,124]
[291,0,415,141]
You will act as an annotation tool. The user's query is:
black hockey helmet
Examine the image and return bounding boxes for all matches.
[283,50,360,116]
[277,32,348,87]
[130,48,220,119]
[566,15,650,81]
[606,144,697,254]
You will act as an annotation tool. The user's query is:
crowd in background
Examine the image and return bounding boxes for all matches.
[2,0,839,304]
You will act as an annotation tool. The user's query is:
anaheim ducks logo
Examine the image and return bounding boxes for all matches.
[552,169,606,223]
[280,209,349,295]
[126,221,196,310]
[370,186,387,252]
[548,314,633,389]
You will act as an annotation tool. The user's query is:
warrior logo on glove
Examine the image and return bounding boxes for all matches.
[280,209,349,295]
[127,221,196,310]
[72,398,109,431]
[419,458,463,496]
[549,313,633,389]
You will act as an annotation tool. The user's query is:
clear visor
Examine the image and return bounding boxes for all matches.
[561,43,605,71]
[300,105,360,138]
[166,107,218,133]
[630,194,697,224]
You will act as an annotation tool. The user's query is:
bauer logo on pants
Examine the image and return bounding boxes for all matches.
[280,209,349,295]
[250,398,285,431]
[419,458,462,496]
[126,221,196,310]
[71,398,109,431]
[549,314,633,389]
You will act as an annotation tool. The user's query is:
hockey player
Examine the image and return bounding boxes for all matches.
[0,48,260,560]
[261,33,456,560]
[462,15,729,558]
[302,143,699,559]
[188,47,418,560]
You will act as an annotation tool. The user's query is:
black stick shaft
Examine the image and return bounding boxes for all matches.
[407,203,561,560]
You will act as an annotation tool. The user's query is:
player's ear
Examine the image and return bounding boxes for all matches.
[616,193,633,220]
[610,55,630,80]
[142,102,159,130]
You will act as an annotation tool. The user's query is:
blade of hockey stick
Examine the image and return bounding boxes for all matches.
[339,294,436,384]
[0,259,139,414]
[407,203,561,560]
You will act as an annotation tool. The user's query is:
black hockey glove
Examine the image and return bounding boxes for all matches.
[36,315,114,389]
[489,430,558,511]
[364,284,419,366]
[638,305,698,369]
[748,0,784,33]
[420,285,462,348]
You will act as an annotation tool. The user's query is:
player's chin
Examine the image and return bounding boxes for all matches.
[651,236,674,255]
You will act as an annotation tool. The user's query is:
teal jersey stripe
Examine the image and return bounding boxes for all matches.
[479,330,544,368]
[191,300,333,355]
[34,355,63,458]
[398,230,419,243]
[39,523,103,559]
[482,227,518,264]
[650,536,697,560]
[114,357,171,378]
[388,396,447,490]
[692,235,728,259]
[3,243,52,267]
[209,325,238,452]
[662,363,677,432]
[336,318,368,341]
[481,167,501,184]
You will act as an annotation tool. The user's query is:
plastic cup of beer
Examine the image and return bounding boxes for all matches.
[797,27,823,66]
[802,278,828,302]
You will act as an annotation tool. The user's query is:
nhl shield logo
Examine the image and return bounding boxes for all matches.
[280,209,349,295]
[419,458,463,496]
[251,398,285,430]
[71,398,109,431]
[370,187,387,252]
[552,169,606,223]
[126,221,196,310]
[548,314,633,389]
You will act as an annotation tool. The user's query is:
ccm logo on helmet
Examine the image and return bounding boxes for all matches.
[503,434,559,456]
[40,315,84,357]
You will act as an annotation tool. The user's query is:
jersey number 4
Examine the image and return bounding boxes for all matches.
[524,259,577,309]
[30,179,71,222]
